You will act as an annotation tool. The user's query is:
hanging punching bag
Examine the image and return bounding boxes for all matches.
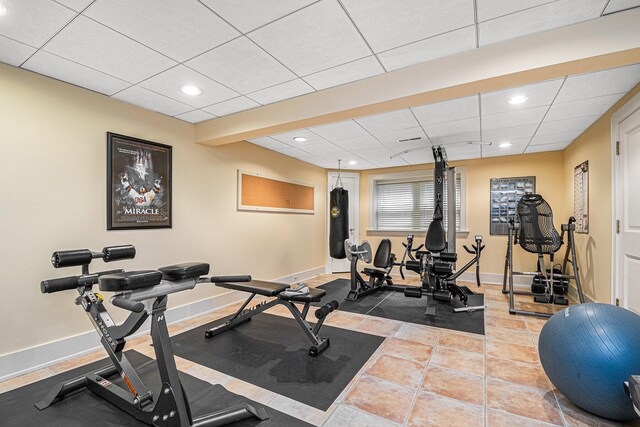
[329,187,349,259]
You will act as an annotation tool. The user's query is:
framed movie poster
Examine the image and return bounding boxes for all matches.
[107,132,172,230]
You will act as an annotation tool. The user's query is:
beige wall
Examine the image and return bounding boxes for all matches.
[0,64,326,356]
[355,152,568,281]
[563,83,640,302]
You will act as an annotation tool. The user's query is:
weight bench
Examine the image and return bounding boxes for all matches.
[205,280,339,356]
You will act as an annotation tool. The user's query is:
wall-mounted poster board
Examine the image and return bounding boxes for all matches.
[238,170,314,214]
[574,161,589,233]
[490,176,536,235]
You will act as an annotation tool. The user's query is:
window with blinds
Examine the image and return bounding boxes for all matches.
[375,174,462,230]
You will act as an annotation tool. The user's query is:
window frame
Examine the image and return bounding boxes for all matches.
[368,167,468,234]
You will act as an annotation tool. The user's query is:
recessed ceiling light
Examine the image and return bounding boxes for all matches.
[499,142,512,148]
[293,136,307,142]
[0,3,8,15]
[181,85,202,96]
[508,95,528,105]
[348,160,357,165]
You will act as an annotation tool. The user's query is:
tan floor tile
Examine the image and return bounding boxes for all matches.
[486,378,563,425]
[324,404,399,427]
[430,346,484,377]
[47,349,108,374]
[485,305,522,319]
[407,391,483,427]
[344,375,414,424]
[487,341,540,365]
[380,337,433,363]
[556,394,625,427]
[421,366,484,406]
[174,356,196,372]
[437,331,485,354]
[224,378,277,405]
[486,409,558,426]
[358,317,403,337]
[267,394,326,425]
[526,317,549,334]
[365,354,425,388]
[486,356,550,390]
[393,323,440,346]
[486,326,534,346]
[184,364,232,386]
[486,315,528,331]
[323,310,365,331]
[0,369,52,394]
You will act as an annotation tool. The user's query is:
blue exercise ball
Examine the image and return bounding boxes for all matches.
[539,303,640,421]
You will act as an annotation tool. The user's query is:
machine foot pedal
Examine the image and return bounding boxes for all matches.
[404,287,422,298]
[553,295,569,305]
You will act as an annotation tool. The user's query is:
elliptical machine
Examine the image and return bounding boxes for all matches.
[36,245,268,426]
[402,146,486,316]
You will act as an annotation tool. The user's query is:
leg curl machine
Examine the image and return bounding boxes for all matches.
[36,245,268,426]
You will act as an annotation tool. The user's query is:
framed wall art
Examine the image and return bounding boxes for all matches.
[490,176,536,235]
[574,160,589,233]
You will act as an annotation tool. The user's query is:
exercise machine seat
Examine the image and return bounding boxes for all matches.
[517,194,563,254]
[426,218,446,252]
[99,270,163,292]
[159,262,210,280]
[215,280,289,296]
[373,238,393,269]
[279,287,326,303]
[363,267,386,277]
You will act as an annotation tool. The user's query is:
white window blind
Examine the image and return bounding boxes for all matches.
[375,175,461,230]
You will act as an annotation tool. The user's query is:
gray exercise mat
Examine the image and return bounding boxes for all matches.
[0,350,311,427]
[316,279,485,335]
[171,313,384,411]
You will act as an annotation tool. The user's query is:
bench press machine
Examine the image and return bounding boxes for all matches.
[37,245,268,426]
[205,280,339,356]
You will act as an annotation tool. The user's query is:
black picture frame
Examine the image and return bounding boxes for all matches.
[107,132,172,230]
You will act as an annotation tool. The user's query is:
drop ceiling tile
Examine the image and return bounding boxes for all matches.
[481,137,529,157]
[412,96,479,126]
[544,93,624,121]
[44,16,176,82]
[201,0,316,33]
[374,127,428,147]
[603,0,640,14]
[174,109,216,124]
[186,36,296,94]
[53,0,93,11]
[372,156,411,167]
[203,96,261,116]
[303,56,384,90]
[0,35,36,66]
[424,117,480,138]
[140,65,238,108]
[247,137,291,151]
[476,0,556,22]
[299,142,341,155]
[0,0,75,47]
[555,64,640,103]
[400,149,434,165]
[377,26,476,72]
[537,115,599,135]
[309,120,369,141]
[478,0,606,46]
[481,79,563,116]
[332,135,383,150]
[341,0,475,53]
[430,130,482,146]
[482,124,539,142]
[112,86,192,116]
[530,129,583,145]
[482,106,548,130]
[351,145,395,159]
[22,50,131,95]
[319,150,357,162]
[84,0,239,62]
[345,159,378,170]
[249,0,371,76]
[525,141,571,153]
[297,156,333,168]
[246,79,314,105]
[437,143,481,161]
[356,109,420,133]
[271,129,326,146]
[273,146,312,158]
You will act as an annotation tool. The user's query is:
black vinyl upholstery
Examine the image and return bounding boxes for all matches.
[517,194,563,254]
[159,262,210,280]
[279,287,326,302]
[426,219,446,252]
[99,270,163,292]
[215,280,289,296]
[373,238,393,269]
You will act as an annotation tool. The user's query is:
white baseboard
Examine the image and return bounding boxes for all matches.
[0,265,325,382]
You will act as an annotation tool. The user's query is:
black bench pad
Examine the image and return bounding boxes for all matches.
[159,262,210,280]
[363,267,386,277]
[99,270,163,292]
[279,287,326,302]
[215,280,289,296]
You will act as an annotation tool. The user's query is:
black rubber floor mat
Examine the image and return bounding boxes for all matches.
[171,313,384,411]
[317,279,485,335]
[0,350,311,427]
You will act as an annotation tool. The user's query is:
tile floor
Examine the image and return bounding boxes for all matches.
[0,273,635,426]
